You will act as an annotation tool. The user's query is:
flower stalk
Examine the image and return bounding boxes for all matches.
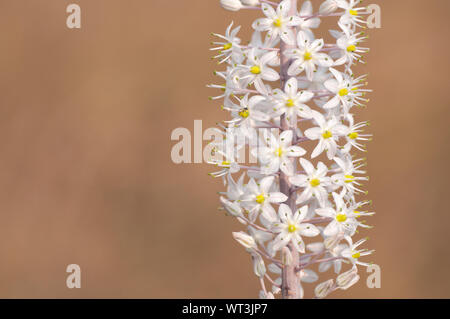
[209,0,375,299]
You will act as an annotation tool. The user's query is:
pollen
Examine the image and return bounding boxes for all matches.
[344,175,355,183]
[347,45,356,52]
[256,194,265,204]
[352,252,361,259]
[339,88,349,96]
[250,65,261,74]
[239,109,250,118]
[222,161,231,166]
[286,99,295,107]
[275,147,283,157]
[322,130,333,139]
[223,43,233,50]
[273,18,282,27]
[310,178,320,187]
[348,132,359,139]
[349,9,358,16]
[288,224,297,233]
[336,214,347,222]
[304,51,312,61]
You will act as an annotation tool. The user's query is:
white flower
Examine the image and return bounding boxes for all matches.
[337,0,367,29]
[210,22,244,64]
[290,158,331,207]
[220,0,243,12]
[316,192,359,236]
[224,94,270,133]
[255,130,306,176]
[232,231,257,250]
[271,77,314,122]
[318,241,347,274]
[304,111,348,159]
[334,29,369,66]
[323,68,360,113]
[319,0,338,14]
[286,31,333,81]
[297,66,333,91]
[332,155,368,198]
[208,67,241,102]
[207,128,243,179]
[271,204,320,253]
[297,1,321,40]
[252,1,302,45]
[241,176,288,222]
[248,31,280,64]
[237,49,280,94]
[248,225,273,245]
[342,115,371,153]
[341,236,374,267]
[225,173,246,201]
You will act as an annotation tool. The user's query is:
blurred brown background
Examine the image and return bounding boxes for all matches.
[0,0,448,298]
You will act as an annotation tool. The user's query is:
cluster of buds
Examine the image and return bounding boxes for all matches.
[208,0,374,299]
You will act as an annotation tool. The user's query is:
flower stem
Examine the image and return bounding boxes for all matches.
[279,0,301,300]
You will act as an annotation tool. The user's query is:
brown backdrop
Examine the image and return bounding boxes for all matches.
[0,0,448,298]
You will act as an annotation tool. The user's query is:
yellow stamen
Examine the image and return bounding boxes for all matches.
[223,43,232,50]
[275,147,283,157]
[273,18,282,27]
[239,109,249,118]
[347,44,356,52]
[349,9,358,16]
[286,99,295,107]
[322,130,332,139]
[339,88,349,96]
[348,132,359,139]
[256,194,265,204]
[344,175,355,183]
[288,224,297,233]
[250,65,261,74]
[222,161,231,166]
[352,252,361,259]
[336,214,347,222]
[310,178,320,187]
[304,51,312,61]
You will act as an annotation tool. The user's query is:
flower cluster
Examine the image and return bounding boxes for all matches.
[208,0,374,299]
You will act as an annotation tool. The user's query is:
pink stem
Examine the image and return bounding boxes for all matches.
[279,0,301,300]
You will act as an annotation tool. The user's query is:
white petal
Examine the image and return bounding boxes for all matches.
[268,192,288,203]
[260,176,275,193]
[285,146,306,157]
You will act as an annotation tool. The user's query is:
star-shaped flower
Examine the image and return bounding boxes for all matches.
[252,0,303,45]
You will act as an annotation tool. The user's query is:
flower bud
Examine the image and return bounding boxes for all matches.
[324,234,343,250]
[281,247,293,266]
[314,279,335,299]
[232,231,257,250]
[241,0,260,6]
[220,196,242,217]
[251,253,266,278]
[259,290,275,299]
[319,0,338,14]
[220,0,243,11]
[272,284,281,295]
[337,267,360,290]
